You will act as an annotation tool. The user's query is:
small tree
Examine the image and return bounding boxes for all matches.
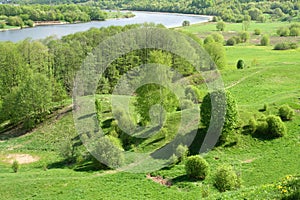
[239,31,250,43]
[260,35,270,46]
[204,42,227,69]
[279,105,295,121]
[12,160,20,173]
[211,33,224,44]
[200,90,239,145]
[185,155,209,180]
[216,21,226,31]
[237,59,245,69]
[214,165,241,192]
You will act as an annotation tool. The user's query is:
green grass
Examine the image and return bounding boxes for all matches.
[1,24,300,199]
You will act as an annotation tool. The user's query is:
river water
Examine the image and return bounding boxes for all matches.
[0,11,210,42]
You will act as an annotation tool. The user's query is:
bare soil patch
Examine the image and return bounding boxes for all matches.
[4,154,39,164]
[146,174,172,187]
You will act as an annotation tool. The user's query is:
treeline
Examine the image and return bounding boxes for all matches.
[0,24,143,129]
[97,0,300,22]
[0,4,107,27]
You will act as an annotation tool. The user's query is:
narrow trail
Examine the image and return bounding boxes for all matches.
[225,68,267,90]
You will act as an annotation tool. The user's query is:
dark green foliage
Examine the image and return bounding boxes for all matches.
[185,155,209,180]
[279,105,295,121]
[226,37,236,46]
[261,35,270,46]
[12,160,20,173]
[237,59,245,69]
[182,20,190,26]
[200,90,239,145]
[274,42,298,50]
[214,165,241,192]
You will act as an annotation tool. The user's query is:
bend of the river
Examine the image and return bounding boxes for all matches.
[0,11,211,42]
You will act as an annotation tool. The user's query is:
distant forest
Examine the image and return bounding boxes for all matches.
[5,0,300,22]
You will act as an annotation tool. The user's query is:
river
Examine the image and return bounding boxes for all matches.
[0,11,211,42]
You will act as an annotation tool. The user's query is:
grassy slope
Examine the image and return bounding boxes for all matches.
[1,22,300,199]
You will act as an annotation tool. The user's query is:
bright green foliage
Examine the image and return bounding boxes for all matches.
[185,155,209,180]
[261,35,270,46]
[214,165,241,192]
[204,35,215,44]
[279,105,295,121]
[216,21,226,31]
[239,31,250,43]
[12,160,20,173]
[204,42,227,69]
[175,144,189,162]
[185,85,201,103]
[211,33,224,44]
[266,115,287,138]
[254,28,261,35]
[200,90,239,145]
[277,27,290,36]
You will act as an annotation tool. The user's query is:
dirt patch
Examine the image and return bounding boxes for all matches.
[146,174,172,187]
[242,158,256,164]
[4,154,39,164]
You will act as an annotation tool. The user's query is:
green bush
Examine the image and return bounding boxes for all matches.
[274,42,298,50]
[12,160,20,173]
[216,21,226,31]
[237,59,245,69]
[226,37,236,46]
[180,99,194,110]
[182,20,190,27]
[185,155,209,180]
[277,27,290,37]
[260,35,270,46]
[214,165,241,192]
[211,33,224,44]
[266,115,287,138]
[0,21,5,29]
[290,27,300,36]
[204,35,215,44]
[239,31,250,43]
[279,105,295,121]
[254,28,261,35]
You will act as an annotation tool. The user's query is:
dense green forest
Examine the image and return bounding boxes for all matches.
[6,0,300,22]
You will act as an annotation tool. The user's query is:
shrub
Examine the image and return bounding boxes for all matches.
[279,105,295,121]
[214,165,241,192]
[237,59,245,69]
[274,42,298,50]
[226,37,236,46]
[216,21,226,31]
[277,27,290,37]
[266,115,287,138]
[204,35,215,44]
[254,29,261,35]
[185,155,209,180]
[12,160,20,173]
[175,144,189,162]
[182,20,190,27]
[290,27,300,36]
[239,31,250,43]
[248,117,258,134]
[0,21,5,29]
[200,90,239,145]
[260,35,270,46]
[185,85,201,103]
[211,33,224,44]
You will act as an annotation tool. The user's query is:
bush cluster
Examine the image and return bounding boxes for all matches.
[274,42,298,50]
[279,105,295,121]
[277,23,300,37]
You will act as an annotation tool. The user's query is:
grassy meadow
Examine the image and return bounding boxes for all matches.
[0,21,300,199]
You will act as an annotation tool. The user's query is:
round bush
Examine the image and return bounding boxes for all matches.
[175,144,189,162]
[226,37,236,46]
[204,35,215,44]
[290,27,300,36]
[185,155,209,180]
[254,28,261,35]
[214,165,241,192]
[266,115,287,138]
[237,59,245,69]
[211,33,224,44]
[279,104,295,121]
[260,35,270,46]
[277,27,290,37]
